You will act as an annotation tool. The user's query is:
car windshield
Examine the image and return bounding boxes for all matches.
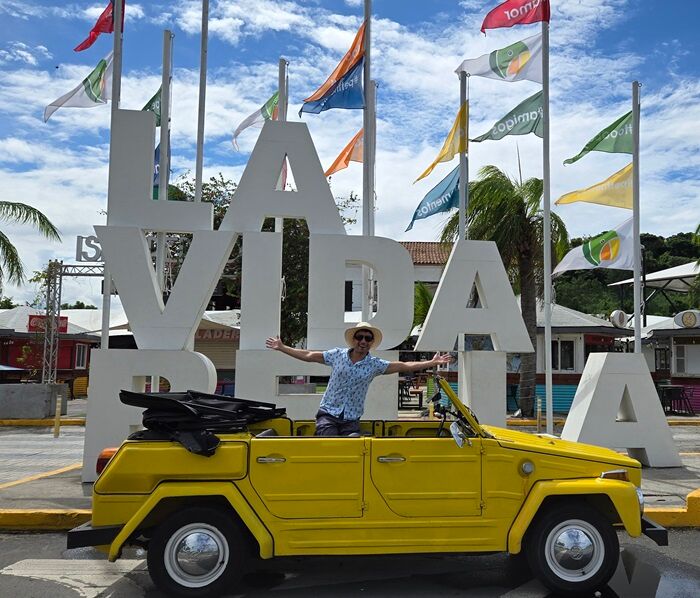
[433,375,493,439]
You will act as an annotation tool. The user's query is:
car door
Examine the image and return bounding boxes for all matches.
[249,437,365,519]
[369,437,482,517]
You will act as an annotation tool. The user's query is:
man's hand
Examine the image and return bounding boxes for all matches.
[431,352,453,366]
[266,336,284,351]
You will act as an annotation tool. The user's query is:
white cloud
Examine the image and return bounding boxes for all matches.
[0,42,52,66]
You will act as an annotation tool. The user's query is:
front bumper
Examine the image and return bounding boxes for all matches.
[641,516,668,546]
[67,521,122,549]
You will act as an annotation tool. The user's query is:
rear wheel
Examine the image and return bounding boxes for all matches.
[147,506,248,597]
[525,502,619,595]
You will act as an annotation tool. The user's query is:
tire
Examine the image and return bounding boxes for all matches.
[525,502,619,595]
[147,506,248,598]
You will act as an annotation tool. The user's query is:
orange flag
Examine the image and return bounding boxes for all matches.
[325,129,363,177]
[303,21,366,104]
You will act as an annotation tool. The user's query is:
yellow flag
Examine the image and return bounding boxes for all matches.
[414,101,468,183]
[555,163,632,209]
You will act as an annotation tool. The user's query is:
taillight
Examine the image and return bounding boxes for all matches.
[96,447,118,475]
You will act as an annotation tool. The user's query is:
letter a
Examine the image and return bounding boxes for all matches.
[415,240,532,352]
[221,121,345,235]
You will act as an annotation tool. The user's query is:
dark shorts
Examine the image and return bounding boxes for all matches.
[314,410,360,436]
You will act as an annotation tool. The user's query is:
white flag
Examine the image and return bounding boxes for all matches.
[455,33,542,84]
[553,218,635,276]
[44,52,113,122]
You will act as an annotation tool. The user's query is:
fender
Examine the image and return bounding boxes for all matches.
[107,481,274,561]
[507,478,642,554]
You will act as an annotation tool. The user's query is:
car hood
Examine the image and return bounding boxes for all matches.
[481,425,641,469]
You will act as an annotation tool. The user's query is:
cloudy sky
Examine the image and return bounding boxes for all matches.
[0,0,698,306]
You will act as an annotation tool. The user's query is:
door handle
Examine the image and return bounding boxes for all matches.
[377,456,406,463]
[256,456,286,463]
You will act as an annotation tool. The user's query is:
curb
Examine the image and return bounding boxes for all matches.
[0,418,86,427]
[0,509,91,531]
[645,489,700,528]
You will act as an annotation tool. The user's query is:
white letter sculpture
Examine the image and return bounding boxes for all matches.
[416,240,533,426]
[561,353,681,467]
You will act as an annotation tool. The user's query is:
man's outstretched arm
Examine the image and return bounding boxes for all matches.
[265,336,326,364]
[384,352,453,375]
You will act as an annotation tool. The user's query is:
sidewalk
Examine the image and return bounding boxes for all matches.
[0,404,699,530]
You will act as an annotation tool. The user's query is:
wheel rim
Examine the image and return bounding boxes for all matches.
[544,519,606,583]
[163,523,230,588]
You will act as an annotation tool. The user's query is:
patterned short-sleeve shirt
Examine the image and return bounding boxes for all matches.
[318,348,390,421]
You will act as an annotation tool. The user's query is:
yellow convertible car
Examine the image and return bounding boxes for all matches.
[68,376,666,596]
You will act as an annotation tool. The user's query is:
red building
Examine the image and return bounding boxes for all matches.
[0,306,100,393]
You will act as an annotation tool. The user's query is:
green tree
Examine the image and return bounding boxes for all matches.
[0,296,17,308]
[440,165,569,416]
[61,300,98,309]
[413,281,434,329]
[0,201,60,290]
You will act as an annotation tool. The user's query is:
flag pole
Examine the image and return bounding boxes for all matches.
[542,20,554,435]
[458,73,469,241]
[361,0,373,321]
[102,0,124,350]
[194,0,209,203]
[632,80,642,352]
[156,31,173,286]
[275,57,289,231]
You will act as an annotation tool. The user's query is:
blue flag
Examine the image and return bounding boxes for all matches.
[405,165,459,231]
[299,58,365,116]
[152,141,171,199]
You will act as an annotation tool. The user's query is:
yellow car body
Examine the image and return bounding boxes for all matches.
[70,378,665,597]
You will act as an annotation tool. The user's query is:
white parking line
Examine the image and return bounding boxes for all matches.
[0,559,144,598]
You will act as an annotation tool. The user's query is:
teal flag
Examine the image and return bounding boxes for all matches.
[564,111,633,165]
[472,91,543,143]
[406,166,459,231]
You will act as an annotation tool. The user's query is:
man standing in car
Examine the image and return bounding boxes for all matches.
[265,322,451,436]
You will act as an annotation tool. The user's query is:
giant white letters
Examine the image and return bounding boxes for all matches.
[221,121,345,235]
[96,226,237,350]
[106,111,213,231]
[307,235,414,350]
[83,349,217,482]
[415,239,532,352]
[561,353,681,467]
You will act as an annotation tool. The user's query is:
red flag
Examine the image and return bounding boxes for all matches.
[74,1,124,52]
[481,0,550,33]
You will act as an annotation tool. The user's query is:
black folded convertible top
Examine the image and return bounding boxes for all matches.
[120,389,286,456]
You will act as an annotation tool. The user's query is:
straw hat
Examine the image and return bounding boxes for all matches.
[344,322,383,348]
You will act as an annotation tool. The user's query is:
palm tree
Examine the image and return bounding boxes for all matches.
[440,165,569,416]
[0,201,61,289]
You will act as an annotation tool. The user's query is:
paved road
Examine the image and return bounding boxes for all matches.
[0,530,699,597]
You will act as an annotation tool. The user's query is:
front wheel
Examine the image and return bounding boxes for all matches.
[525,502,619,595]
[147,506,248,597]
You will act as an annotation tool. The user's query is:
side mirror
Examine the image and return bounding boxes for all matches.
[450,421,471,448]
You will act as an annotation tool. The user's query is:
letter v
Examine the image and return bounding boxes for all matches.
[95,226,237,350]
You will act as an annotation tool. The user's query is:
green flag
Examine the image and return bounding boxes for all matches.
[142,86,162,127]
[564,111,633,165]
[472,91,543,143]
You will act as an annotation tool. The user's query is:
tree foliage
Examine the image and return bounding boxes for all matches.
[0,201,60,291]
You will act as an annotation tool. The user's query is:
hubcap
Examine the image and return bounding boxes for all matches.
[164,523,229,588]
[544,519,605,583]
